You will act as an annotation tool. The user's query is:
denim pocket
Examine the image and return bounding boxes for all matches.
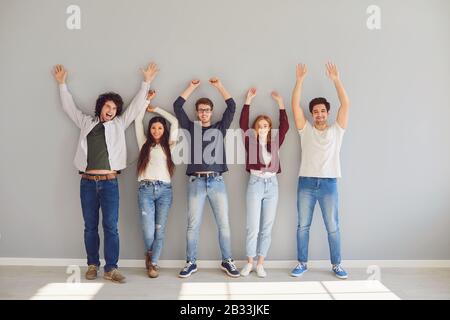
[138,181,147,190]
[248,176,259,185]
[189,176,197,183]
[214,175,224,183]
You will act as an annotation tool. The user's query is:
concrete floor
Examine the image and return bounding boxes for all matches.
[1,266,449,300]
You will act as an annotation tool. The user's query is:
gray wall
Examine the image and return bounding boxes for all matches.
[1,0,449,261]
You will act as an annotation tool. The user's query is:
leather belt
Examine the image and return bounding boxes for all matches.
[81,173,117,181]
[190,172,221,178]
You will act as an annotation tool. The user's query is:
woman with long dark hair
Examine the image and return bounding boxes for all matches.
[134,90,178,278]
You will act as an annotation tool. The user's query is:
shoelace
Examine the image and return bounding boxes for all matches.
[183,262,193,272]
[296,263,306,270]
[226,260,237,271]
[333,265,344,273]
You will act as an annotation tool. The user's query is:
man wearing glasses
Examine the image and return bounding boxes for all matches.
[173,78,239,278]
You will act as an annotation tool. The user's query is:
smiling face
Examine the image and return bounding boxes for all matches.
[196,103,213,125]
[150,121,165,142]
[311,104,329,126]
[99,100,118,122]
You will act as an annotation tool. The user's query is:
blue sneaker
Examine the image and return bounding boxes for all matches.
[291,262,308,277]
[220,259,240,278]
[332,264,348,279]
[179,261,197,278]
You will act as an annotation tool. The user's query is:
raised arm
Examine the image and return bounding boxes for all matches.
[173,80,200,129]
[291,64,308,130]
[53,64,90,128]
[240,88,257,131]
[326,62,350,129]
[271,91,289,145]
[210,78,235,129]
[134,90,156,150]
[120,62,159,128]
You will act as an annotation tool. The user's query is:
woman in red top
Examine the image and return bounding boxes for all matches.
[239,88,289,277]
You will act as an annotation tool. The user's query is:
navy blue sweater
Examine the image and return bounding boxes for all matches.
[173,96,236,175]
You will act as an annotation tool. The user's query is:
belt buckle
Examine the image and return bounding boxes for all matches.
[94,175,100,181]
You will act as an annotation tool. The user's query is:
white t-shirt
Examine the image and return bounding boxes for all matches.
[298,121,345,178]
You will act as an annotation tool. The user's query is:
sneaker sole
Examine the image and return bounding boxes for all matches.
[333,273,348,279]
[178,268,198,278]
[103,275,126,284]
[220,265,240,278]
[257,273,267,278]
[291,269,308,277]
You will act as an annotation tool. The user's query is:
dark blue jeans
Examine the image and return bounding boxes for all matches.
[80,177,120,272]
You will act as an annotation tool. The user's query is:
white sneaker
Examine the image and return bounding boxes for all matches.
[256,264,267,278]
[240,263,253,276]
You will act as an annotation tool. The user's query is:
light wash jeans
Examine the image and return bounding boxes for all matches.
[296,177,342,265]
[186,175,232,263]
[138,180,173,264]
[245,175,279,258]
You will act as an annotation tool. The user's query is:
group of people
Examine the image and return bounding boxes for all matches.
[52,60,350,284]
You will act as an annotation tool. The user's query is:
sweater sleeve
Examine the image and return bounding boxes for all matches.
[218,98,236,131]
[239,104,250,132]
[134,103,148,150]
[173,96,193,129]
[277,109,290,146]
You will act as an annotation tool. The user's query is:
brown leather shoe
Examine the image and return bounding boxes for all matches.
[104,268,126,284]
[85,265,98,280]
[148,264,159,278]
[145,251,152,270]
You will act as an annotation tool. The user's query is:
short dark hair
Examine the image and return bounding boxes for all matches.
[195,97,214,111]
[309,97,330,113]
[95,92,124,117]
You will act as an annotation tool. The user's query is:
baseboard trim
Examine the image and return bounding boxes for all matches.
[0,258,449,268]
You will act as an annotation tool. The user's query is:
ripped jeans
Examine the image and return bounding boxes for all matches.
[137,180,173,264]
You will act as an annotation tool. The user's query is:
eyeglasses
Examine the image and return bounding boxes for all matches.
[197,109,212,114]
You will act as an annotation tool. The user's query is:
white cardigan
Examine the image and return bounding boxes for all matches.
[59,81,150,172]
[135,106,179,183]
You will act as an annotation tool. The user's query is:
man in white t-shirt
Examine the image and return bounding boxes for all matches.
[290,62,350,279]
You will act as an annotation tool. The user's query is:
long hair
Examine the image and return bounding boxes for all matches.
[137,116,175,177]
[252,115,273,151]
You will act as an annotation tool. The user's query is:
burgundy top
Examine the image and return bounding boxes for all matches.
[239,104,289,174]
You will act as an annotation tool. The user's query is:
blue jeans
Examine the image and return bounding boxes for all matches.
[80,177,120,272]
[138,180,173,264]
[246,175,279,258]
[186,175,232,263]
[296,177,341,265]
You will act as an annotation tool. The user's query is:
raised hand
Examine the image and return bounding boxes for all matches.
[209,77,223,89]
[271,91,285,109]
[141,62,159,83]
[53,64,67,84]
[245,87,257,104]
[146,105,157,113]
[190,79,201,89]
[326,62,339,82]
[147,89,156,100]
[296,63,307,81]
